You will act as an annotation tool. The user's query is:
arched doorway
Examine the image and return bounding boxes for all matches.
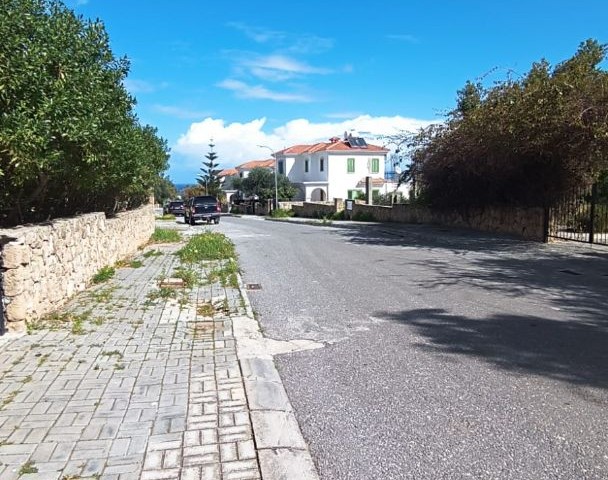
[311,188,326,201]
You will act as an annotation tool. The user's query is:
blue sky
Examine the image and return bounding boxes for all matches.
[66,0,608,184]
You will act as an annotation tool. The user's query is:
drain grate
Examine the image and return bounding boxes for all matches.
[245,283,262,290]
[560,269,582,276]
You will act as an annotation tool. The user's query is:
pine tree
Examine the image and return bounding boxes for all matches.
[197,142,221,195]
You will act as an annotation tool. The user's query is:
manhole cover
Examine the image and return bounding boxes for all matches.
[560,269,582,276]
[245,283,262,290]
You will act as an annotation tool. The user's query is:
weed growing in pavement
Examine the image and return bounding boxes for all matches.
[23,375,33,383]
[206,259,239,288]
[101,350,123,359]
[147,287,177,302]
[176,231,236,263]
[32,310,91,333]
[197,303,215,317]
[88,286,116,303]
[150,228,181,244]
[71,315,86,335]
[143,249,162,258]
[37,354,50,366]
[115,258,144,269]
[91,317,104,326]
[172,266,201,288]
[0,390,20,410]
[114,363,125,370]
[19,460,38,475]
[92,266,115,284]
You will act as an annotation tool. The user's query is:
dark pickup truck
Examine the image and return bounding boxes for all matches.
[184,195,221,225]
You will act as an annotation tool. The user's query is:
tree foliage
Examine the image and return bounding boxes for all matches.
[235,167,297,202]
[0,0,169,226]
[154,175,177,205]
[197,143,221,196]
[402,39,608,208]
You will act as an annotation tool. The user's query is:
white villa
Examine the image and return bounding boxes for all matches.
[220,135,412,203]
[275,135,390,201]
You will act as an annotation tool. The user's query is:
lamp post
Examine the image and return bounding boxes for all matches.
[257,145,278,211]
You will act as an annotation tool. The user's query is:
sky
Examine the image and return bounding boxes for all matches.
[65,0,608,184]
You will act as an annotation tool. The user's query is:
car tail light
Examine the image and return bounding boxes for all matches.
[216,203,221,212]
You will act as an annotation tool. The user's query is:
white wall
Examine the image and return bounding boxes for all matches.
[327,153,386,200]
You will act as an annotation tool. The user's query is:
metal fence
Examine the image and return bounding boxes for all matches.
[547,183,608,245]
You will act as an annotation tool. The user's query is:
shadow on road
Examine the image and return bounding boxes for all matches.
[332,222,608,317]
[378,308,608,391]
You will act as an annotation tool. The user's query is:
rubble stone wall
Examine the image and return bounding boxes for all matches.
[0,206,154,333]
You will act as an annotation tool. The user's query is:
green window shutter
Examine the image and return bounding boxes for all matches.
[347,158,355,173]
[371,158,379,173]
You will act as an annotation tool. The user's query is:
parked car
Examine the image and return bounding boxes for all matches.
[184,196,221,225]
[163,200,184,216]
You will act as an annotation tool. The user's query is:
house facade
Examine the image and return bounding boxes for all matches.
[275,136,389,201]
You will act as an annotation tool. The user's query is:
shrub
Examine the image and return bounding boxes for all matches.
[270,208,294,218]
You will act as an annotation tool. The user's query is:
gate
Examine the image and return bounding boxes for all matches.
[547,182,608,245]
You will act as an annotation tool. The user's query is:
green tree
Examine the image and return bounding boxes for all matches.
[406,39,608,208]
[239,167,297,203]
[154,175,177,205]
[197,142,221,196]
[0,0,168,226]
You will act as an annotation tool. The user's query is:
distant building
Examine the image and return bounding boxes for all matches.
[275,134,390,201]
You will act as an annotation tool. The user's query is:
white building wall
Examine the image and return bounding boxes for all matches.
[326,153,386,200]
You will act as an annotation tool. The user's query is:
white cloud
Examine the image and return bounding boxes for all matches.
[173,114,436,171]
[226,22,285,44]
[244,54,331,81]
[217,79,314,103]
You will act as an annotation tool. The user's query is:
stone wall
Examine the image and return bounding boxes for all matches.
[292,200,342,218]
[352,203,546,240]
[0,205,155,333]
[292,200,546,241]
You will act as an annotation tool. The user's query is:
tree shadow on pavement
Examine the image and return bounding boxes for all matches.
[332,222,608,317]
[379,308,608,391]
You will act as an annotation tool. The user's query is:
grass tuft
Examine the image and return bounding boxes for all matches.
[92,266,115,284]
[177,231,236,263]
[150,228,181,243]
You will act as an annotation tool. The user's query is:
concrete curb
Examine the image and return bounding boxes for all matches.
[235,274,320,480]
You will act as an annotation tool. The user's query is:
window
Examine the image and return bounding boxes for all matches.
[278,160,284,175]
[347,157,355,173]
[320,157,324,172]
[348,189,362,200]
[371,158,380,173]
[305,159,309,173]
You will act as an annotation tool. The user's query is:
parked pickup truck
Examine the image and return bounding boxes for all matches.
[184,195,221,225]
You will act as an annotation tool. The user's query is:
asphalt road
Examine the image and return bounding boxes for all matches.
[214,216,608,480]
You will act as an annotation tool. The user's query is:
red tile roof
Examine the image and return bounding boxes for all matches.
[237,159,275,170]
[218,168,238,177]
[276,140,388,156]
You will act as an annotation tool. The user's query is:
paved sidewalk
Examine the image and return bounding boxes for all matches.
[0,238,318,479]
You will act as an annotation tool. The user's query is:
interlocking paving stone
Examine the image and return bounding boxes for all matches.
[0,241,263,479]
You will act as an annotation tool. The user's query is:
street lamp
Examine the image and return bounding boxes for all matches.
[257,145,278,211]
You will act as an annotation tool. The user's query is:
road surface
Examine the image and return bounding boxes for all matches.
[213,216,608,480]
